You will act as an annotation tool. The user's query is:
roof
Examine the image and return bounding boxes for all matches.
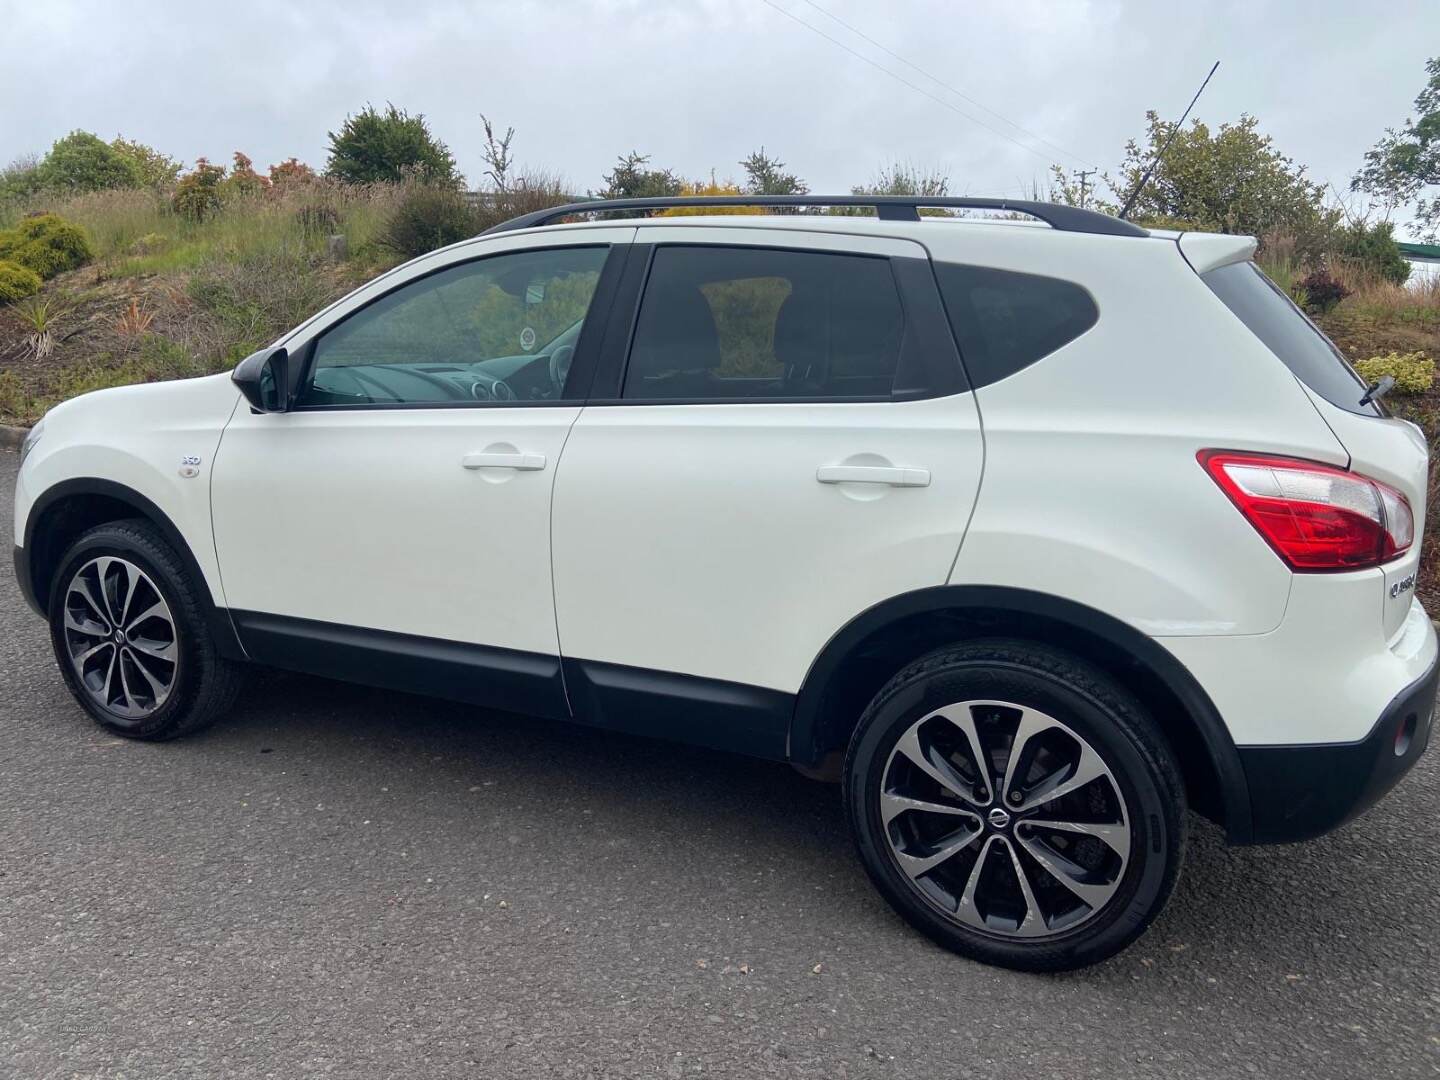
[1399,241,1440,261]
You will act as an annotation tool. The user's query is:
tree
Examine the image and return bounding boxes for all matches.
[0,154,43,201]
[740,147,807,196]
[480,113,515,192]
[1109,112,1335,240]
[269,158,317,189]
[598,151,683,200]
[110,136,182,189]
[853,162,950,198]
[34,130,142,192]
[222,152,269,198]
[325,104,458,185]
[1353,56,1440,240]
[172,158,227,221]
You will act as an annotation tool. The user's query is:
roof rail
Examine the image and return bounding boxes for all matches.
[482,195,1149,238]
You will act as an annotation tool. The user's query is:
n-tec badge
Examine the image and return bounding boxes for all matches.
[1390,573,1416,599]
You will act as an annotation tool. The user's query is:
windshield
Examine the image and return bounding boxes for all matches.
[1202,261,1380,417]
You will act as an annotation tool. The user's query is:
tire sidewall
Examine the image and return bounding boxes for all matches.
[48,526,207,739]
[845,652,1181,971]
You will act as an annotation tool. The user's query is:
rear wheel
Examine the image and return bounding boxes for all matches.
[844,639,1185,971]
[48,520,243,740]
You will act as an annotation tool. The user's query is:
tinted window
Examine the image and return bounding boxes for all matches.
[933,263,1098,388]
[1203,261,1378,416]
[300,245,608,406]
[622,246,905,400]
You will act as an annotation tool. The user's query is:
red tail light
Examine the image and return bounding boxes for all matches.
[1199,450,1414,572]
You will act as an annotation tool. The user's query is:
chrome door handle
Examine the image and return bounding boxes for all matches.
[462,451,547,470]
[816,464,931,488]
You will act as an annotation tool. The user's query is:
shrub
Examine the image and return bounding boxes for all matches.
[1335,221,1411,286]
[1298,268,1351,314]
[379,182,479,259]
[269,157,317,190]
[172,158,227,221]
[35,131,142,192]
[109,137,183,189]
[1354,351,1435,395]
[325,104,458,184]
[222,152,269,199]
[0,259,42,302]
[0,213,93,279]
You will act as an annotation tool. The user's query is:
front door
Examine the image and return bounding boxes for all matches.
[211,230,634,716]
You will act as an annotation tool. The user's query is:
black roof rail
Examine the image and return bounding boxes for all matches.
[482,195,1149,238]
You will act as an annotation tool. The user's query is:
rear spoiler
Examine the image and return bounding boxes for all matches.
[1177,233,1258,275]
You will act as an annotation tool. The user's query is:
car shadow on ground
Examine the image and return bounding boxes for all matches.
[186,666,1430,981]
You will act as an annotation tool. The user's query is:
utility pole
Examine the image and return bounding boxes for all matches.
[1075,169,1096,209]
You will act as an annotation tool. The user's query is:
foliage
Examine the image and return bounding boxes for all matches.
[599,151,683,200]
[379,181,480,259]
[222,152,269,199]
[1354,351,1435,394]
[1110,113,1336,245]
[269,158,317,189]
[0,154,43,201]
[0,259,42,302]
[658,180,764,216]
[325,104,458,185]
[854,162,950,198]
[110,137,183,189]
[0,212,94,279]
[34,131,143,193]
[171,158,227,221]
[741,148,807,197]
[1353,57,1440,240]
[1333,220,1410,285]
[14,294,66,359]
[1297,269,1351,314]
[480,113,515,191]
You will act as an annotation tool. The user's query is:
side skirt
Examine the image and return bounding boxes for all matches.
[228,610,794,759]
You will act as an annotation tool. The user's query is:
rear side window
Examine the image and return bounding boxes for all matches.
[933,263,1098,388]
[1202,261,1378,416]
[622,246,906,400]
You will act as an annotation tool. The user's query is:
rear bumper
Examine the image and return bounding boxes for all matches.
[13,544,42,617]
[1238,652,1437,843]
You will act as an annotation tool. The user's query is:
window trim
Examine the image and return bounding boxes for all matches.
[289,242,627,412]
[582,241,967,406]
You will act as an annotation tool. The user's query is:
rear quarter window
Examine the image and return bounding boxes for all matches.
[1202,261,1379,416]
[932,263,1098,388]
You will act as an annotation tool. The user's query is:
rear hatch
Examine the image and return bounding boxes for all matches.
[1186,235,1430,638]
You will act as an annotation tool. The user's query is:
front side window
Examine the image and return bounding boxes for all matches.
[300,245,609,406]
[622,246,906,400]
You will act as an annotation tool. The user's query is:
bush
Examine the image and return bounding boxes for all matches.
[172,159,226,222]
[1354,351,1435,395]
[1298,268,1351,314]
[0,259,42,302]
[0,213,93,279]
[1335,221,1411,286]
[326,104,458,184]
[379,182,479,259]
[35,131,142,193]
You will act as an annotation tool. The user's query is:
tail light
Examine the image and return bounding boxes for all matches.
[1199,450,1414,572]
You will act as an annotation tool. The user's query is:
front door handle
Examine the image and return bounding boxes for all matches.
[816,464,931,488]
[462,451,547,471]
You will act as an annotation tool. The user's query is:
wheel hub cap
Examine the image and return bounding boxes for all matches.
[880,699,1131,940]
[62,557,178,721]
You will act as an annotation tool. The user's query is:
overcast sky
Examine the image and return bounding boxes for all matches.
[3,0,1436,232]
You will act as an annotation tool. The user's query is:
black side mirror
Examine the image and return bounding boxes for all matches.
[233,346,291,413]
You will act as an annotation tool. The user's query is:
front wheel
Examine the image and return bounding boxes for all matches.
[844,639,1186,972]
[48,520,244,740]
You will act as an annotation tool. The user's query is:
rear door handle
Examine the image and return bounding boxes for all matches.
[462,451,547,471]
[816,465,931,488]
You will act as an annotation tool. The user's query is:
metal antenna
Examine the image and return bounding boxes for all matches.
[1119,61,1220,221]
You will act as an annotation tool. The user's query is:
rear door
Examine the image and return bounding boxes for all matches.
[550,226,983,754]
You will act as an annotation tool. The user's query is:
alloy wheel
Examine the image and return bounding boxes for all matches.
[62,557,179,720]
[881,699,1131,938]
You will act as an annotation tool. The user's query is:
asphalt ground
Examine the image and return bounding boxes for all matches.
[2,449,1437,1078]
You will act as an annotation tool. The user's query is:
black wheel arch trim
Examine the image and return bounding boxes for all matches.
[788,584,1254,843]
[19,477,247,660]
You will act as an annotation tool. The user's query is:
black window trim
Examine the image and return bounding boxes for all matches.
[581,240,968,407]
[287,241,630,412]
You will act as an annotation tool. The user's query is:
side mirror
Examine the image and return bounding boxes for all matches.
[233,346,291,413]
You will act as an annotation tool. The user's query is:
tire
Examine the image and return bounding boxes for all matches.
[843,638,1186,972]
[47,520,244,740]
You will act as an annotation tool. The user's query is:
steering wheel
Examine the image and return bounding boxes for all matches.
[549,344,576,394]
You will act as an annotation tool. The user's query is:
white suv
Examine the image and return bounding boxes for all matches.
[13,195,1435,971]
